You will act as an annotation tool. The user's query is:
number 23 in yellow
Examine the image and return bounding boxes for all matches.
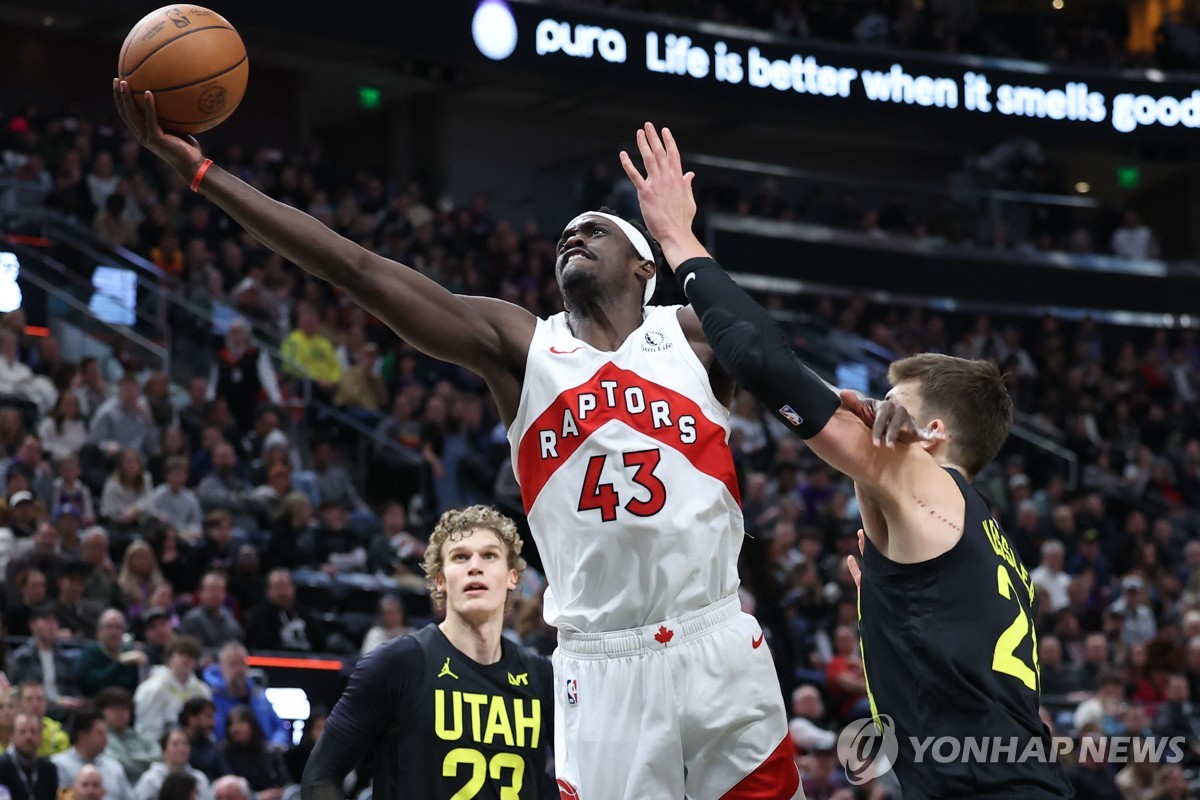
[444,748,525,800]
[991,564,1040,691]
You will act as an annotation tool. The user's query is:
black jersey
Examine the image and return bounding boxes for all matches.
[309,624,553,800]
[858,469,1073,800]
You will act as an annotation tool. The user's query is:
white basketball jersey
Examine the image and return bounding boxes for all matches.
[507,306,744,633]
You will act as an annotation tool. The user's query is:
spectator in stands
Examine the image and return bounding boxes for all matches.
[360,594,411,655]
[7,520,65,605]
[86,153,118,211]
[0,690,14,750]
[177,378,209,454]
[3,488,42,541]
[824,624,869,723]
[141,373,174,433]
[312,501,366,575]
[80,528,123,611]
[280,303,340,399]
[99,450,153,531]
[220,706,291,799]
[53,504,84,560]
[307,439,366,515]
[144,458,202,543]
[9,605,83,713]
[1112,574,1158,647]
[190,512,237,580]
[89,376,158,462]
[158,772,199,800]
[144,523,192,594]
[367,502,425,582]
[75,359,109,422]
[136,607,175,667]
[6,567,47,636]
[1030,539,1071,614]
[132,728,210,800]
[55,559,101,639]
[71,765,106,800]
[117,541,166,619]
[179,574,242,648]
[787,684,836,754]
[149,426,191,489]
[14,682,68,757]
[51,707,134,800]
[133,636,210,742]
[76,609,147,697]
[0,330,57,415]
[282,706,326,790]
[207,319,282,435]
[177,699,229,784]
[210,775,250,800]
[94,194,138,250]
[1068,731,1123,800]
[0,713,59,800]
[264,492,311,572]
[202,643,288,749]
[333,342,388,425]
[196,443,258,533]
[51,454,96,528]
[1110,209,1159,260]
[244,569,325,654]
[95,688,160,784]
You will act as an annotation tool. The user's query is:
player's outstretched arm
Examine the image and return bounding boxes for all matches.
[622,123,940,498]
[113,80,534,384]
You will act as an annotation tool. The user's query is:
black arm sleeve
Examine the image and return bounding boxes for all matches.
[677,257,840,439]
[300,637,421,800]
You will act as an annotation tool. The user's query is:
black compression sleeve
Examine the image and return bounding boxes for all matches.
[301,637,421,800]
[677,257,839,439]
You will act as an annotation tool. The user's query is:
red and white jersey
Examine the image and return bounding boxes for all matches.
[507,306,744,633]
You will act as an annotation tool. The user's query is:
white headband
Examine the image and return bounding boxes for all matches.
[568,211,657,305]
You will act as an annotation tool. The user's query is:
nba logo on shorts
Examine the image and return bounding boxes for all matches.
[565,678,579,706]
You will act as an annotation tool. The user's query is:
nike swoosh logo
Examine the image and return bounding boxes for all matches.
[549,346,583,355]
[752,633,764,649]
[683,272,697,294]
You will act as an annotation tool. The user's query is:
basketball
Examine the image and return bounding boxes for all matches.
[118,5,248,135]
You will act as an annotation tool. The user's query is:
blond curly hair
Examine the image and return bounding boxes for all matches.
[422,505,526,608]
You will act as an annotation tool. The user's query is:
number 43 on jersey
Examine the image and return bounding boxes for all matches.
[577,448,666,521]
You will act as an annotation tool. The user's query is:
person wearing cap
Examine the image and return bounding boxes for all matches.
[75,610,147,697]
[332,342,388,426]
[1110,573,1157,647]
[3,488,41,541]
[52,503,84,558]
[94,688,160,783]
[54,560,101,639]
[207,318,282,435]
[9,606,83,715]
[136,607,174,667]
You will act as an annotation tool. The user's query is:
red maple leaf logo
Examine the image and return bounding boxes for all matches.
[654,625,674,645]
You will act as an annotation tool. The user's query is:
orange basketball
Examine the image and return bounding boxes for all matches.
[118,5,248,135]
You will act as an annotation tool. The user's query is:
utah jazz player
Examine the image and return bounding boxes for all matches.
[624,122,1073,799]
[301,506,552,800]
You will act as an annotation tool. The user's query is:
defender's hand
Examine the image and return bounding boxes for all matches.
[839,389,947,448]
[113,79,204,178]
[619,122,697,253]
[846,528,866,591]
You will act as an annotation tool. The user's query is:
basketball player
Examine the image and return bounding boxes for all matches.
[622,122,1074,799]
[115,83,802,798]
[301,505,552,800]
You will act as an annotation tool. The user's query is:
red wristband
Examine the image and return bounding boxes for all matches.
[190,158,213,192]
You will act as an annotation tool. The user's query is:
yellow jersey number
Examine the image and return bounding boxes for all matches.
[444,748,525,800]
[991,564,1040,691]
